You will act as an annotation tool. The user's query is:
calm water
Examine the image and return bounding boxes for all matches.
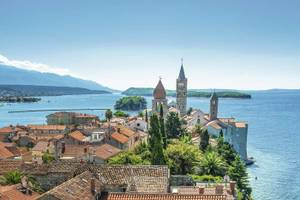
[0,91,299,200]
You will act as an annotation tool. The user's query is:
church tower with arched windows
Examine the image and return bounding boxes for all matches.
[209,91,218,120]
[176,60,187,116]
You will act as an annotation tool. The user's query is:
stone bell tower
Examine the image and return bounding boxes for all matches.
[209,91,218,121]
[176,59,187,116]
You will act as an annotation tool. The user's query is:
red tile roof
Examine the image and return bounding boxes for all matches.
[0,142,15,159]
[68,130,86,141]
[94,144,121,160]
[28,125,66,131]
[0,160,23,175]
[111,132,129,144]
[0,184,40,200]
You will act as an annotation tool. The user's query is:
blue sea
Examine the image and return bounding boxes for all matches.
[0,91,299,200]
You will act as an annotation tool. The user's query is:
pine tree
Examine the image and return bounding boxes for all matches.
[165,112,184,138]
[199,129,210,151]
[145,109,148,129]
[159,104,167,149]
[228,155,252,200]
[148,114,166,165]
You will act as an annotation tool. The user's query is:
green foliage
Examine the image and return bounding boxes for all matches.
[179,133,192,145]
[0,175,7,185]
[108,151,150,165]
[199,151,226,177]
[217,136,236,165]
[28,176,44,193]
[187,107,193,115]
[5,170,23,184]
[165,112,184,138]
[228,156,252,200]
[199,129,210,151]
[190,174,223,183]
[42,151,55,164]
[166,140,202,175]
[114,110,129,117]
[148,114,166,165]
[138,111,144,117]
[114,96,147,111]
[159,104,167,149]
[105,109,113,121]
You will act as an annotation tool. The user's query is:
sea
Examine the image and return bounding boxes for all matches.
[0,90,299,200]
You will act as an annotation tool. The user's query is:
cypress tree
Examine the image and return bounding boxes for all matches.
[199,129,210,151]
[159,104,167,149]
[148,114,166,165]
[145,109,148,130]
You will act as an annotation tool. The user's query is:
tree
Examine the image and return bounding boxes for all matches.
[108,151,149,165]
[199,151,226,177]
[199,129,210,151]
[148,114,166,165]
[165,112,184,138]
[166,140,202,175]
[105,109,113,122]
[217,136,236,165]
[114,110,129,117]
[114,96,147,111]
[187,107,193,115]
[228,155,252,200]
[159,104,167,149]
[145,109,149,130]
[42,151,55,164]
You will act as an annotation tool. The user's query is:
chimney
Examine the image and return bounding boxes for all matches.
[61,142,65,154]
[117,128,121,133]
[198,187,204,194]
[230,181,236,195]
[91,177,96,195]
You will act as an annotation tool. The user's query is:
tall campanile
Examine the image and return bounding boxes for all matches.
[176,59,187,116]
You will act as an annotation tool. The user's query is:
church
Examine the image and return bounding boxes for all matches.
[151,60,249,162]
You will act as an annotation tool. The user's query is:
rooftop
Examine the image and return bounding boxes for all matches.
[32,141,49,152]
[69,130,86,141]
[27,125,67,131]
[111,132,129,144]
[94,144,121,160]
[153,79,166,99]
[0,184,40,200]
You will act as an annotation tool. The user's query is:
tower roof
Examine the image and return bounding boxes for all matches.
[178,64,186,80]
[210,91,218,100]
[153,79,166,99]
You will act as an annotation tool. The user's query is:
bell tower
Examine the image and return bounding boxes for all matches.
[209,91,218,120]
[176,59,187,116]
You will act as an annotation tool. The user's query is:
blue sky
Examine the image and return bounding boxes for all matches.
[0,0,300,90]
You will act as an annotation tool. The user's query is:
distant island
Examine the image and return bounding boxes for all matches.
[114,96,147,111]
[123,87,251,99]
[0,96,41,103]
[0,85,111,97]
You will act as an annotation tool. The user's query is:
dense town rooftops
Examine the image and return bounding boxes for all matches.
[0,160,23,175]
[0,126,22,133]
[0,143,15,159]
[32,141,49,152]
[111,132,129,144]
[27,125,67,131]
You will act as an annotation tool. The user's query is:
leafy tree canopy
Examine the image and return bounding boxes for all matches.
[114,96,147,111]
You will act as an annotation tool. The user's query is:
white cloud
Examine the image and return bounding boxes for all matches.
[0,54,71,76]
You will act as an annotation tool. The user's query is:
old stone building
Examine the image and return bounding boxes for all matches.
[176,61,187,116]
[209,91,218,120]
[152,79,168,116]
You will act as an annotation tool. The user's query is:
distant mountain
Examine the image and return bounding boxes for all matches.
[0,64,116,92]
[0,85,110,97]
[122,87,251,99]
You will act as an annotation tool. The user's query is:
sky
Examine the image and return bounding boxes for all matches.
[0,0,300,90]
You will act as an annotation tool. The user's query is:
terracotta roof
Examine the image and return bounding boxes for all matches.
[32,141,49,152]
[0,184,40,200]
[153,79,166,99]
[0,127,22,134]
[0,144,14,159]
[91,165,169,185]
[0,160,23,175]
[37,171,101,200]
[234,122,247,128]
[111,132,129,144]
[117,127,135,137]
[63,144,90,158]
[107,193,227,200]
[69,130,86,141]
[94,144,121,160]
[28,125,66,131]
[207,121,222,130]
[127,176,168,193]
